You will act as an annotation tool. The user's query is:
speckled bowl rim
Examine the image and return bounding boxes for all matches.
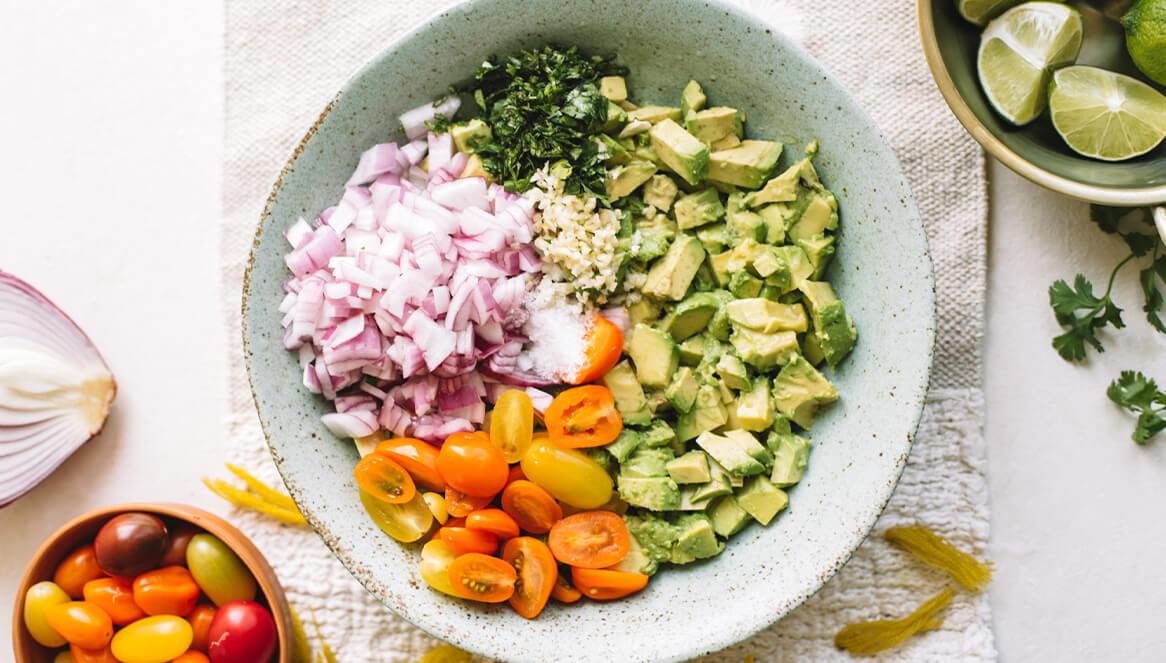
[917,0,1166,207]
[242,0,935,658]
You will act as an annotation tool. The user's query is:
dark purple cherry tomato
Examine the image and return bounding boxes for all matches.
[160,523,199,567]
[93,513,168,577]
[207,600,277,663]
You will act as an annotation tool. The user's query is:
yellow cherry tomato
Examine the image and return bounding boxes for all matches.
[23,580,70,647]
[422,491,449,525]
[490,390,534,463]
[418,539,461,597]
[520,437,613,509]
[360,489,434,543]
[110,615,193,663]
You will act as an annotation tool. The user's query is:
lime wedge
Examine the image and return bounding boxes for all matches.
[958,0,1024,26]
[1049,66,1166,161]
[978,2,1083,126]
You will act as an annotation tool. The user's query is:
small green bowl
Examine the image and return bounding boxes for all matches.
[919,0,1166,206]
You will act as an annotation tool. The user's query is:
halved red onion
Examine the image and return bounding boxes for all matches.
[0,272,116,506]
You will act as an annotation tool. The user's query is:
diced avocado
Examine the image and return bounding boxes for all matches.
[643,174,680,211]
[603,101,629,134]
[673,514,723,560]
[625,514,678,572]
[798,234,836,278]
[461,153,491,181]
[662,292,721,341]
[802,331,826,366]
[649,119,709,186]
[709,239,764,286]
[772,355,839,428]
[667,450,711,484]
[680,80,707,116]
[748,161,801,206]
[638,420,677,449]
[799,281,857,368]
[617,99,638,112]
[773,245,814,292]
[758,205,789,244]
[704,290,736,341]
[645,390,671,416]
[606,161,657,201]
[728,271,763,299]
[769,433,811,487]
[710,134,742,151]
[619,476,681,511]
[678,486,718,511]
[759,285,783,302]
[598,134,631,165]
[450,119,492,154]
[626,324,679,388]
[686,107,744,144]
[665,366,700,413]
[696,224,729,254]
[600,76,628,102]
[634,225,674,262]
[730,328,799,371]
[610,536,657,575]
[587,447,616,474]
[623,448,674,478]
[603,360,653,425]
[607,429,642,463]
[677,335,705,366]
[629,105,683,124]
[677,385,728,442]
[618,119,652,139]
[726,298,809,333]
[789,192,839,242]
[695,430,769,477]
[693,261,720,292]
[674,188,725,230]
[715,353,750,390]
[628,299,662,327]
[771,416,793,435]
[642,234,706,301]
[725,192,767,243]
[737,378,775,432]
[736,475,788,525]
[708,140,782,189]
[691,460,734,502]
[750,246,787,281]
[709,495,752,537]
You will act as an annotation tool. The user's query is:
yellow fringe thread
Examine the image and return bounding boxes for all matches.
[203,463,307,526]
[885,525,993,592]
[834,588,955,655]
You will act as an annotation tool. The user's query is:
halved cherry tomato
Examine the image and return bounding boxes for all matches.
[46,601,113,650]
[436,432,508,497]
[437,526,499,555]
[507,465,527,484]
[354,454,416,504]
[551,574,582,603]
[501,480,563,534]
[53,545,105,598]
[544,386,622,448]
[69,645,118,663]
[489,390,534,462]
[502,538,557,619]
[82,577,144,625]
[421,492,449,524]
[547,511,630,569]
[447,553,516,603]
[466,509,520,540]
[375,438,445,491]
[571,567,649,600]
[132,566,201,616]
[571,316,624,384]
[445,487,492,518]
[419,540,461,597]
[186,604,216,652]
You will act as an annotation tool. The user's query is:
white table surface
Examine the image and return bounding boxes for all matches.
[2,2,1165,661]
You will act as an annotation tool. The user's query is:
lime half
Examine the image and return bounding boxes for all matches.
[958,0,1024,26]
[978,2,1083,126]
[1049,66,1166,161]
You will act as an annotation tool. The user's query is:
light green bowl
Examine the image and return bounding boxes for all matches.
[919,0,1166,206]
[243,0,935,660]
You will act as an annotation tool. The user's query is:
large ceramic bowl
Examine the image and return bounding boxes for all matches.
[243,0,935,660]
[919,0,1166,206]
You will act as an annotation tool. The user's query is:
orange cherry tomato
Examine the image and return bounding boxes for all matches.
[375,438,445,491]
[551,574,583,603]
[502,537,557,619]
[46,601,113,650]
[444,487,492,518]
[70,644,118,663]
[507,465,527,484]
[132,566,201,616]
[571,567,649,600]
[354,453,417,504]
[544,386,622,448]
[436,431,508,497]
[501,480,563,534]
[547,511,630,569]
[466,509,520,540]
[447,553,516,603]
[437,526,499,555]
[571,316,624,384]
[82,577,145,625]
[54,545,105,598]
[173,651,212,663]
[186,604,216,652]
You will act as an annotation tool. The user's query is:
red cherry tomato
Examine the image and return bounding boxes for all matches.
[572,316,624,384]
[206,600,277,663]
[53,545,105,599]
[83,577,145,625]
[436,432,508,497]
[133,566,201,616]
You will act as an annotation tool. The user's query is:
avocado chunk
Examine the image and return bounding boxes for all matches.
[737,378,776,432]
[600,76,628,102]
[696,224,729,254]
[802,331,826,366]
[667,450,712,484]
[708,140,783,189]
[704,290,737,341]
[748,161,801,205]
[619,476,681,511]
[622,447,674,478]
[662,292,722,341]
[677,334,705,366]
[673,514,724,560]
[775,245,815,292]
[633,223,674,262]
[772,355,839,428]
[677,486,718,511]
[677,385,728,442]
[618,119,652,138]
[736,475,788,525]
[649,119,709,186]
[610,536,656,575]
[686,107,744,144]
[726,298,809,334]
[709,495,752,537]
[725,192,767,243]
[789,192,839,241]
[450,119,492,154]
[606,161,657,201]
[680,80,707,116]
[730,327,799,371]
[708,238,764,286]
[626,324,679,388]
[750,246,789,282]
[603,102,629,134]
[757,205,789,244]
[642,174,680,212]
[665,366,700,413]
[624,514,678,574]
[729,270,763,299]
[715,352,750,390]
[798,234,836,278]
[799,281,857,368]
[674,188,726,230]
[629,105,683,124]
[598,134,631,165]
[695,430,769,477]
[628,298,662,326]
[607,429,642,463]
[768,432,811,487]
[642,234,707,301]
[710,134,742,151]
[603,360,653,425]
[691,459,734,502]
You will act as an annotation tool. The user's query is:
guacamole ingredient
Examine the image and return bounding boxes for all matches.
[448,553,518,603]
[489,389,535,462]
[1048,66,1166,161]
[109,615,191,663]
[83,578,144,626]
[1123,0,1166,86]
[572,315,625,384]
[24,581,71,647]
[502,537,558,619]
[544,385,623,448]
[958,0,1024,25]
[53,546,104,599]
[353,453,417,504]
[501,480,563,534]
[0,271,116,506]
[570,567,649,600]
[518,290,588,381]
[94,513,168,578]
[436,431,509,497]
[131,566,200,616]
[885,526,993,592]
[520,435,614,508]
[375,438,446,492]
[1107,370,1166,443]
[834,588,955,655]
[547,511,631,568]
[45,602,113,650]
[205,600,278,663]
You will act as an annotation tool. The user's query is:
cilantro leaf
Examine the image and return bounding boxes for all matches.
[1090,205,1125,234]
[1107,371,1166,444]
[1048,274,1125,361]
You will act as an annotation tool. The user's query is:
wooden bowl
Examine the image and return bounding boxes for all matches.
[12,503,293,663]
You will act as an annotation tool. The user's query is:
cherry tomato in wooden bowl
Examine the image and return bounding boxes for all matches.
[83,577,145,625]
[52,545,104,599]
[93,513,168,578]
[132,566,201,616]
[206,600,277,663]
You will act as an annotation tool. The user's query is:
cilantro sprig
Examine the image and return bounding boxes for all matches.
[1107,371,1166,444]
